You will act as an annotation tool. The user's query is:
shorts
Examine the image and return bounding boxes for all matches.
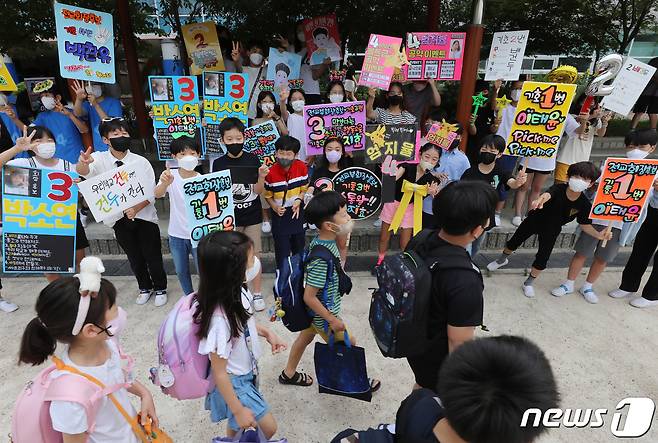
[308,322,351,343]
[205,372,269,431]
[236,224,262,255]
[633,95,658,114]
[574,226,621,263]
[524,167,552,175]
[497,155,519,201]
[554,162,569,183]
[76,218,89,251]
[380,201,414,229]
[406,340,447,392]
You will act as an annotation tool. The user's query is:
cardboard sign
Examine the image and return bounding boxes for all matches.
[149,76,202,160]
[182,170,235,247]
[54,3,115,84]
[303,14,342,66]
[332,167,382,220]
[25,78,55,112]
[358,34,403,90]
[485,30,529,81]
[2,166,78,273]
[78,163,155,222]
[0,58,17,92]
[601,57,657,116]
[505,81,577,159]
[243,121,280,167]
[182,21,225,75]
[589,158,658,223]
[364,124,417,164]
[266,48,302,98]
[404,32,466,81]
[203,72,249,155]
[304,101,366,155]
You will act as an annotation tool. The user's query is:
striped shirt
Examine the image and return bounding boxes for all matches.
[263,160,309,207]
[374,108,417,125]
[305,238,342,330]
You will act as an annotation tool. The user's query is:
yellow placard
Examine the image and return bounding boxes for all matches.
[182,21,225,75]
[0,59,17,92]
[505,81,576,159]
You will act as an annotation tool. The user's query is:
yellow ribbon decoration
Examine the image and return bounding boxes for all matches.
[389,179,428,236]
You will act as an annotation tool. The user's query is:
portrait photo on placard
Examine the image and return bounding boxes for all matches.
[4,167,29,196]
[151,77,173,101]
[204,73,220,96]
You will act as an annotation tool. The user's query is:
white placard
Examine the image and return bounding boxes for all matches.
[601,57,657,116]
[485,30,529,81]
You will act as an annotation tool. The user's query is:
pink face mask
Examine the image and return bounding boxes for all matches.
[107,306,127,337]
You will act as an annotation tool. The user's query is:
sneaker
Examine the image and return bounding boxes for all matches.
[512,216,523,227]
[136,289,152,305]
[253,294,266,312]
[154,290,168,307]
[494,213,501,227]
[522,284,535,298]
[551,284,573,297]
[0,299,18,313]
[373,219,382,228]
[630,297,658,308]
[609,288,633,299]
[486,258,508,271]
[261,221,272,233]
[580,287,599,304]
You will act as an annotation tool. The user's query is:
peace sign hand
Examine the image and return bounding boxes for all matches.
[231,41,241,63]
[79,146,94,165]
[15,126,35,152]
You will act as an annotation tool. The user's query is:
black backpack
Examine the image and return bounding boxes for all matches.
[369,229,480,358]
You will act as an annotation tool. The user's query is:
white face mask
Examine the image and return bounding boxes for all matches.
[260,102,275,114]
[36,142,56,159]
[178,155,198,171]
[331,219,355,235]
[245,256,261,283]
[41,96,56,110]
[249,53,263,66]
[326,150,342,164]
[329,93,344,104]
[510,89,522,102]
[0,94,7,106]
[626,148,650,160]
[419,160,434,172]
[86,85,102,97]
[297,31,306,43]
[568,177,590,193]
[291,100,305,113]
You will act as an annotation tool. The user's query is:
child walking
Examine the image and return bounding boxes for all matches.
[195,231,286,438]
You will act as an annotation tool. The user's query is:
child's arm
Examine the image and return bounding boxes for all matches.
[209,353,257,429]
[254,164,269,195]
[153,167,173,198]
[507,169,528,189]
[127,380,159,427]
[303,284,345,333]
[580,224,613,241]
[266,196,285,216]
[279,88,290,122]
[255,324,287,354]
[0,128,33,166]
[366,88,378,121]
[529,192,551,211]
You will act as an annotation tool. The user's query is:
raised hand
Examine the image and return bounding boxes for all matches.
[15,126,35,152]
[160,166,174,185]
[280,87,290,104]
[231,41,241,64]
[72,80,87,101]
[258,163,270,179]
[79,146,94,165]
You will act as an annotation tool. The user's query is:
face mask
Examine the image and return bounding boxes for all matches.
[250,53,263,65]
[330,219,355,235]
[245,256,261,283]
[297,31,306,42]
[86,85,102,97]
[568,177,590,193]
[291,100,305,112]
[260,102,275,114]
[225,143,244,156]
[626,148,650,160]
[277,157,293,168]
[36,142,56,159]
[329,93,344,104]
[388,95,403,106]
[479,152,497,165]
[419,160,434,172]
[510,89,522,102]
[109,136,131,152]
[178,155,198,171]
[41,96,56,110]
[0,94,7,106]
[107,306,127,337]
[326,150,342,164]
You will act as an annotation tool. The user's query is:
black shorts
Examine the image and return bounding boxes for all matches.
[76,217,89,251]
[519,165,552,175]
[633,95,658,114]
[406,340,447,392]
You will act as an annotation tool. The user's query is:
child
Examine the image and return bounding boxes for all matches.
[264,135,309,271]
[76,119,168,307]
[154,136,201,296]
[252,91,288,136]
[279,88,310,163]
[196,231,286,438]
[434,121,470,182]
[18,274,159,442]
[366,83,417,125]
[487,161,611,297]
[279,191,381,392]
[212,117,269,311]
[72,80,123,151]
[325,80,347,104]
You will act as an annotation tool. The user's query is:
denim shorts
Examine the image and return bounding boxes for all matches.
[205,372,269,431]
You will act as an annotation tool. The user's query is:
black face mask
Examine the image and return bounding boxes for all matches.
[226,143,243,156]
[479,152,497,165]
[110,136,131,152]
[388,95,403,106]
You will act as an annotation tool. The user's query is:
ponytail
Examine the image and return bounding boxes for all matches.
[19,318,57,365]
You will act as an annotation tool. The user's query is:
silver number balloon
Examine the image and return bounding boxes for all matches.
[585,54,623,96]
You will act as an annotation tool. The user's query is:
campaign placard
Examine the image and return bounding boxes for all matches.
[0,58,17,92]
[182,21,225,75]
[332,167,382,220]
[304,101,366,155]
[364,124,417,164]
[243,121,280,167]
[601,58,657,116]
[203,72,249,155]
[266,48,302,98]
[302,14,342,65]
[358,34,403,90]
[485,30,529,81]
[404,32,466,81]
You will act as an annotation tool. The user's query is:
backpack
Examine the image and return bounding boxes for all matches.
[369,229,480,358]
[274,244,352,332]
[150,292,214,400]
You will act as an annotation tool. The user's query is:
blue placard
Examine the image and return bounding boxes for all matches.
[243,121,280,167]
[266,48,302,98]
[2,166,78,273]
[54,2,115,84]
[203,72,249,155]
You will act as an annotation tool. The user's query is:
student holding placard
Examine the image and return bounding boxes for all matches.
[366,83,417,125]
[72,80,123,151]
[253,91,288,136]
[280,88,310,163]
[325,80,348,104]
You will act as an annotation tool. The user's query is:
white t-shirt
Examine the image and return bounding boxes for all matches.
[159,168,195,239]
[556,117,602,165]
[526,113,580,172]
[198,288,261,376]
[7,157,73,171]
[49,340,139,443]
[496,104,517,142]
[244,65,266,119]
[286,112,307,161]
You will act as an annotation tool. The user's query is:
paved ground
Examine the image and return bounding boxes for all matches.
[1,270,657,442]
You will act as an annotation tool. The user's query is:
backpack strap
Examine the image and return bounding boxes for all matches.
[44,371,105,435]
[305,244,339,329]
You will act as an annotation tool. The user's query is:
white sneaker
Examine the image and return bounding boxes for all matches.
[580,287,599,304]
[253,294,266,312]
[494,213,501,227]
[136,290,152,305]
[261,221,272,233]
[0,299,18,313]
[486,258,508,271]
[511,216,523,227]
[154,290,168,307]
[373,219,382,228]
[609,288,633,299]
[630,297,658,308]
[522,284,535,298]
[551,284,573,297]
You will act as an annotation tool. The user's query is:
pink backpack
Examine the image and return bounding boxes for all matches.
[150,292,214,400]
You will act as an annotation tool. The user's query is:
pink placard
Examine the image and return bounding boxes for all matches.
[304,101,367,155]
[358,34,403,90]
[427,123,458,150]
[403,32,466,81]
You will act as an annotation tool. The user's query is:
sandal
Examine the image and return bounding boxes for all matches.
[370,378,382,393]
[279,370,314,386]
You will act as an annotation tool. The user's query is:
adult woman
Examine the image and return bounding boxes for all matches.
[366,82,417,125]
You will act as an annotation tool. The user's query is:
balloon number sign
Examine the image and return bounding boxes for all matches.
[581,54,623,113]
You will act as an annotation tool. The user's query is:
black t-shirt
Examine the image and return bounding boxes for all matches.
[527,183,592,228]
[310,166,339,195]
[212,152,263,226]
[395,388,445,442]
[395,163,440,202]
[466,107,495,165]
[461,165,511,230]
